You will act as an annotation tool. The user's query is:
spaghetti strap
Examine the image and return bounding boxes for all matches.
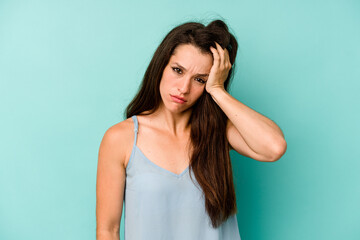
[131,115,138,147]
[126,115,138,170]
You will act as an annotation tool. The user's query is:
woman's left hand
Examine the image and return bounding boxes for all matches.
[205,42,232,94]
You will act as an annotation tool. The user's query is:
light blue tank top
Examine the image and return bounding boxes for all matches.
[124,115,241,240]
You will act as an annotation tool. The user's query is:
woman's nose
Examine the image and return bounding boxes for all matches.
[178,77,191,94]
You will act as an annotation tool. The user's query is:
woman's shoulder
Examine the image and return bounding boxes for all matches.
[99,117,136,167]
[107,112,151,136]
[105,117,135,142]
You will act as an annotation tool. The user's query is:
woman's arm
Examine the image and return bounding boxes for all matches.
[206,42,287,162]
[96,124,128,239]
[209,87,286,162]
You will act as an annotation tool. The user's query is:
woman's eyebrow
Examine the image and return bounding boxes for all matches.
[173,62,209,77]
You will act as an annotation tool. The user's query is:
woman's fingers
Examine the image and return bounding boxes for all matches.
[214,42,231,70]
[214,42,224,67]
[224,48,232,69]
[206,42,232,92]
[210,45,220,68]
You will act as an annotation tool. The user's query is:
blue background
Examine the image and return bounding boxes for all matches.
[0,0,359,239]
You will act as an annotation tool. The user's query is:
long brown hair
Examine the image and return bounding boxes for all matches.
[125,19,238,228]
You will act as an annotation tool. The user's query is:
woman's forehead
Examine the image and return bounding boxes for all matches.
[170,44,213,70]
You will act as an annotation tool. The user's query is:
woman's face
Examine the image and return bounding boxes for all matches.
[159,44,213,113]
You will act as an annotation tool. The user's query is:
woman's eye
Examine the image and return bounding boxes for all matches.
[172,67,182,74]
[195,78,206,84]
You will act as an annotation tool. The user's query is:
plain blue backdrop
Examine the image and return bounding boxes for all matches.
[0,0,359,239]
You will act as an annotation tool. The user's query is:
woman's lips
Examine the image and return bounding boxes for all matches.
[170,95,187,103]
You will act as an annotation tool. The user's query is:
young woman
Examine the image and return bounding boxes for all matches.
[96,19,287,240]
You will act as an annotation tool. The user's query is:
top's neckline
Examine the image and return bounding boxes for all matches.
[135,145,190,178]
